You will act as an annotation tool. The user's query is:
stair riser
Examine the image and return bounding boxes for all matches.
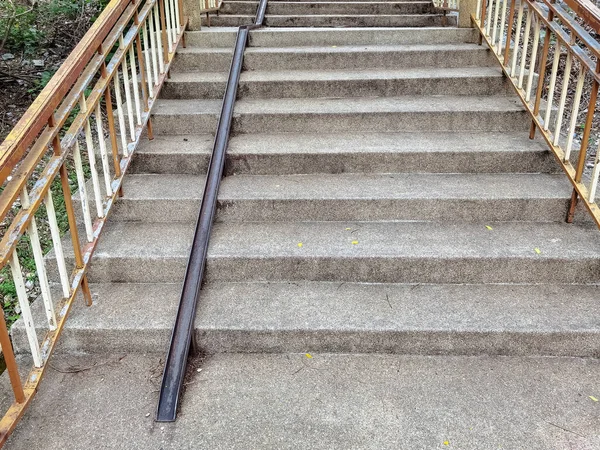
[11,327,600,358]
[152,110,530,134]
[98,198,568,222]
[130,149,557,175]
[184,28,479,47]
[46,255,600,284]
[171,51,233,73]
[172,48,496,73]
[205,257,600,284]
[220,2,435,14]
[242,48,496,71]
[196,330,600,357]
[210,14,457,27]
[161,76,508,100]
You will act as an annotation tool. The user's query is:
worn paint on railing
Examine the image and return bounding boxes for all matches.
[473,0,600,227]
[0,0,188,444]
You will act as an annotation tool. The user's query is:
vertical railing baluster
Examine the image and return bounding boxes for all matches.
[44,189,70,298]
[543,40,562,130]
[518,9,532,89]
[129,46,143,126]
[0,309,25,403]
[163,0,173,54]
[553,51,572,146]
[502,0,516,64]
[486,0,494,35]
[169,0,178,43]
[9,250,42,367]
[73,141,94,242]
[530,19,553,138]
[148,9,160,83]
[564,65,586,161]
[94,102,113,196]
[510,3,524,77]
[120,36,137,141]
[525,20,541,103]
[113,69,130,158]
[495,0,508,54]
[21,188,57,330]
[81,104,105,217]
[142,19,154,98]
[588,141,600,201]
[154,2,166,72]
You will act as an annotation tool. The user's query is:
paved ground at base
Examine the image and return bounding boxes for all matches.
[2,353,600,449]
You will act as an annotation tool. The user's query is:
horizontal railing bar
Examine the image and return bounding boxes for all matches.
[0,0,131,183]
[562,0,600,33]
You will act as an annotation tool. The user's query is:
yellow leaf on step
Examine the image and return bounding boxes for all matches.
[297,242,303,248]
[443,441,449,446]
[305,353,312,359]
[590,396,598,402]
[485,225,493,231]
[345,227,352,230]
[534,248,541,254]
[352,240,359,245]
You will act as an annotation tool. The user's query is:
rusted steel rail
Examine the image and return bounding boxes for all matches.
[473,0,600,227]
[0,0,187,444]
[155,0,268,422]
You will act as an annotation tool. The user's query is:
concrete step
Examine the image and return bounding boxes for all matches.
[174,43,495,72]
[220,1,436,14]
[106,173,571,222]
[47,220,600,283]
[184,27,479,47]
[205,220,600,284]
[5,352,600,449]
[210,13,457,27]
[11,281,600,357]
[171,47,233,73]
[161,67,507,99]
[131,132,556,175]
[150,96,529,135]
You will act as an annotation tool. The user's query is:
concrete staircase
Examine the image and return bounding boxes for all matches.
[8,3,600,448]
[209,0,456,26]
[21,22,599,357]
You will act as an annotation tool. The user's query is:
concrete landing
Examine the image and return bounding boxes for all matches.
[4,353,600,449]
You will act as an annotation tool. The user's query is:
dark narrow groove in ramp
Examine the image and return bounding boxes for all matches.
[155,0,268,422]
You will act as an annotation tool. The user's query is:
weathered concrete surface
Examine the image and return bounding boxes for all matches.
[161,67,509,99]
[132,132,556,176]
[4,353,600,449]
[11,281,600,357]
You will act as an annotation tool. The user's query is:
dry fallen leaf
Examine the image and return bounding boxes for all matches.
[590,396,598,402]
[534,248,541,254]
[305,353,313,359]
[352,240,359,245]
[485,225,493,231]
[297,242,303,248]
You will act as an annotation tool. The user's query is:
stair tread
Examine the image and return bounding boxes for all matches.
[168,67,503,83]
[208,221,600,259]
[17,281,600,334]
[153,96,523,116]
[242,42,487,53]
[136,132,548,156]
[120,173,570,200]
[6,352,600,448]
[68,220,600,260]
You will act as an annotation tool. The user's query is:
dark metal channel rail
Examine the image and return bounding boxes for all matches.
[156,0,268,422]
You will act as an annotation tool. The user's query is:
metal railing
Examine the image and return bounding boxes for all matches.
[473,0,600,226]
[0,0,187,444]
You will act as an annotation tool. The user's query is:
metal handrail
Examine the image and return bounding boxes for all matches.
[0,0,187,444]
[473,0,600,227]
[156,0,268,423]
